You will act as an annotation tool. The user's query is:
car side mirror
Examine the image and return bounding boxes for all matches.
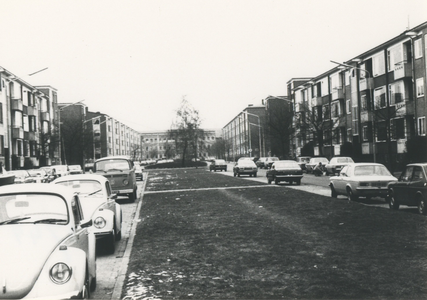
[110,193,118,200]
[81,219,93,228]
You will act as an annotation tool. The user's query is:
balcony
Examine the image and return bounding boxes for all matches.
[310,96,322,107]
[27,106,37,116]
[11,99,23,111]
[394,61,412,80]
[24,131,37,141]
[41,111,50,121]
[359,78,374,91]
[331,88,344,100]
[12,127,24,139]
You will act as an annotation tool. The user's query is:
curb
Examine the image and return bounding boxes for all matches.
[111,174,147,299]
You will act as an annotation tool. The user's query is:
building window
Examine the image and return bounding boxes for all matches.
[418,117,426,136]
[0,135,4,155]
[376,122,387,141]
[373,52,385,76]
[323,104,330,120]
[414,39,422,59]
[363,126,369,141]
[391,118,405,140]
[331,101,340,118]
[389,81,405,105]
[353,120,359,135]
[347,129,352,142]
[361,94,369,111]
[374,86,387,109]
[0,103,3,124]
[416,78,424,97]
[387,44,402,72]
[29,116,37,132]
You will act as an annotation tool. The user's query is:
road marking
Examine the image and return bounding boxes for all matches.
[144,185,278,194]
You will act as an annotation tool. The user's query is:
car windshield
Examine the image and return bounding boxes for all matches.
[0,194,68,225]
[69,165,81,171]
[269,157,279,161]
[336,157,354,163]
[311,158,328,163]
[55,166,68,172]
[299,158,310,163]
[274,161,299,168]
[96,159,130,172]
[215,160,226,164]
[28,170,45,176]
[354,165,392,176]
[55,180,104,198]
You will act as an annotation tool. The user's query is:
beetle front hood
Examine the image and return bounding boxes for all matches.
[0,225,71,299]
[79,197,105,218]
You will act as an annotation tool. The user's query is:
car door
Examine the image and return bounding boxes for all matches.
[104,181,116,212]
[64,195,89,254]
[333,165,349,194]
[392,166,413,204]
[406,166,426,206]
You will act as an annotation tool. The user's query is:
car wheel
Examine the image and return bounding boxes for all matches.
[274,179,279,185]
[330,185,337,198]
[267,178,272,184]
[233,172,236,177]
[249,174,252,177]
[418,197,427,215]
[296,179,301,186]
[238,173,240,177]
[347,188,358,201]
[79,269,90,299]
[389,192,400,210]
[254,173,257,177]
[114,219,122,241]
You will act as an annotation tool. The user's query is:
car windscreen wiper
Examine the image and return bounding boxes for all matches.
[33,218,67,224]
[0,217,31,225]
[87,189,102,196]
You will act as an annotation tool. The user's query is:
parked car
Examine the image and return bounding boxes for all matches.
[53,174,122,253]
[267,160,303,185]
[68,164,83,175]
[0,184,96,298]
[40,166,59,182]
[265,157,280,169]
[387,163,427,214]
[325,157,354,176]
[306,157,329,173]
[8,170,36,184]
[256,157,267,169]
[52,165,70,177]
[94,156,137,202]
[28,168,50,183]
[329,163,397,201]
[210,159,227,172]
[296,156,311,172]
[135,164,144,181]
[233,160,257,177]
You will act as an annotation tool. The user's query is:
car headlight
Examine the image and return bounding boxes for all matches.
[50,263,72,284]
[123,179,129,185]
[94,216,106,229]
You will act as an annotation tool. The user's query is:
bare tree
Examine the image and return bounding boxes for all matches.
[168,98,204,166]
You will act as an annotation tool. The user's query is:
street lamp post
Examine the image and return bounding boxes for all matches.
[331,60,376,162]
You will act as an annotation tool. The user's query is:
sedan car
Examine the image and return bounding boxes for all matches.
[28,168,50,183]
[233,160,257,177]
[306,157,329,173]
[265,157,279,169]
[0,184,96,299]
[53,174,122,254]
[210,159,227,172]
[387,163,427,214]
[68,164,83,175]
[256,157,267,169]
[329,163,397,201]
[267,160,303,185]
[325,157,354,176]
[8,170,36,184]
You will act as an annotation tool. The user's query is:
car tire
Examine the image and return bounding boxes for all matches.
[274,179,279,185]
[254,173,257,177]
[330,185,337,198]
[418,197,427,215]
[296,179,301,186]
[238,173,240,177]
[79,268,90,299]
[267,178,272,184]
[347,188,358,201]
[389,192,400,210]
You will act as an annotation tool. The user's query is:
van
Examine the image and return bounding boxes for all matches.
[94,156,137,201]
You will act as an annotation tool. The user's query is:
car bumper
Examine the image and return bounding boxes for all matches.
[355,187,389,197]
[275,175,303,181]
[113,188,133,194]
[236,170,257,174]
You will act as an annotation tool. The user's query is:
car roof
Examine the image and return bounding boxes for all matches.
[52,174,109,184]
[0,183,75,198]
[95,156,131,162]
[405,163,427,167]
[346,162,386,167]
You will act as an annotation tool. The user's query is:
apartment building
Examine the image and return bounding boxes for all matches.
[287,21,427,171]
[59,105,143,166]
[141,129,220,160]
[0,67,59,170]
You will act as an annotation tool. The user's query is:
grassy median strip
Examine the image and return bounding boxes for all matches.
[123,168,427,299]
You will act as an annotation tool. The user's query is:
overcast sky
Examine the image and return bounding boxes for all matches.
[0,0,425,132]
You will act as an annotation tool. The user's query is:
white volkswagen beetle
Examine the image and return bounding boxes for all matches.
[53,174,122,254]
[0,184,96,299]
